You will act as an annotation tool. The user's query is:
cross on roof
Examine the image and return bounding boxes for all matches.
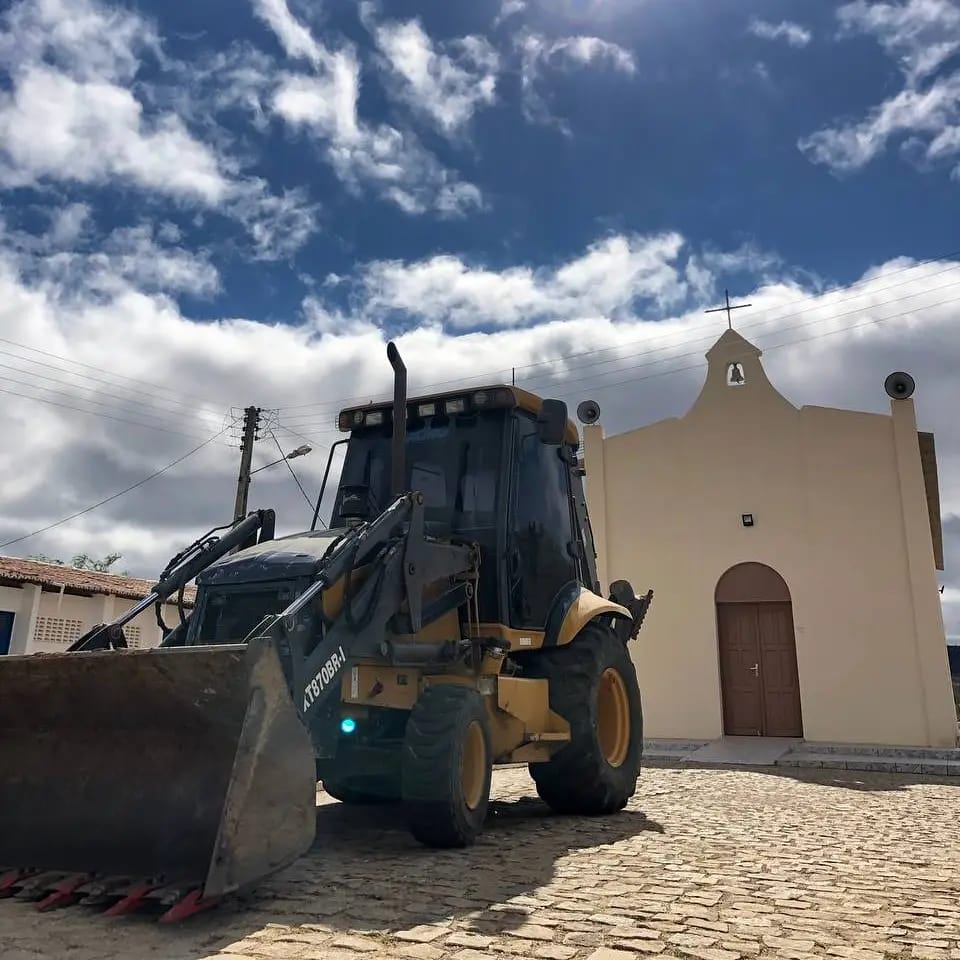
[705,289,752,330]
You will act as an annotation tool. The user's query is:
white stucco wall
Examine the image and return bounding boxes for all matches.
[0,584,187,654]
[0,585,23,613]
[584,329,956,748]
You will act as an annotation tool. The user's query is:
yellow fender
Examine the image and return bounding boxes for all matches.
[543,581,632,648]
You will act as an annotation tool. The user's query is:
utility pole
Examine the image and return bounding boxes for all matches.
[233,406,261,523]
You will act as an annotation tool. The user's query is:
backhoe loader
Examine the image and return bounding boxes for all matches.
[0,343,652,922]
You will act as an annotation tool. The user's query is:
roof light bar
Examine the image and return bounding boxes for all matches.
[337,386,518,432]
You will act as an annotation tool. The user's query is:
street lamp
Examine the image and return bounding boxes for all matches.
[249,445,312,475]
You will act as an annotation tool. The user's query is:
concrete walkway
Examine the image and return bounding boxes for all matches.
[644,736,960,775]
[683,736,800,766]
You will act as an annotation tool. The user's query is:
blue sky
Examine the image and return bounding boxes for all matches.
[3,0,959,325]
[0,0,958,637]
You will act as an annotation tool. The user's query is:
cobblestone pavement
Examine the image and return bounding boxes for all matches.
[2,765,958,960]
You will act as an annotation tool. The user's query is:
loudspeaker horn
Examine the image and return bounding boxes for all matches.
[576,399,601,425]
[884,371,915,400]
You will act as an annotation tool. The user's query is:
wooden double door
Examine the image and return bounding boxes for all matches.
[717,601,803,737]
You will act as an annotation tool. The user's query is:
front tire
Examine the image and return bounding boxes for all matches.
[401,684,492,847]
[523,621,643,815]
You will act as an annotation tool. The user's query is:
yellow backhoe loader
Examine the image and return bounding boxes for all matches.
[0,343,652,922]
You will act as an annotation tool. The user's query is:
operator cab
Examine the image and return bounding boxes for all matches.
[333,385,600,631]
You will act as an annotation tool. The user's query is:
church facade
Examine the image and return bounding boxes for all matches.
[582,329,956,748]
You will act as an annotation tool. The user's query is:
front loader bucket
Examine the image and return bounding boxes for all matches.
[0,638,317,911]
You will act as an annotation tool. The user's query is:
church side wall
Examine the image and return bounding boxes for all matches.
[797,407,933,745]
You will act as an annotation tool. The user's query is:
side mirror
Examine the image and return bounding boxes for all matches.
[537,399,568,445]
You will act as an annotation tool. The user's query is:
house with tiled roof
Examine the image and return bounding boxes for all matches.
[0,556,196,656]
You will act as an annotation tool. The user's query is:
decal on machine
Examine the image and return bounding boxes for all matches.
[303,645,347,712]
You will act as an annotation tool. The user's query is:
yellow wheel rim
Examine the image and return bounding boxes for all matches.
[597,667,630,767]
[460,720,487,810]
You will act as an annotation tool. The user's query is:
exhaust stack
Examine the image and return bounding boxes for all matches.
[387,341,406,497]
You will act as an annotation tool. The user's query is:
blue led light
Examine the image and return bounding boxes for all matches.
[340,717,357,735]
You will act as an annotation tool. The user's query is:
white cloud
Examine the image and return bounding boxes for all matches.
[183,45,279,132]
[0,0,228,202]
[49,203,91,248]
[0,66,231,203]
[0,0,159,84]
[353,233,688,329]
[495,0,527,26]
[252,0,326,67]
[365,12,499,136]
[2,240,959,652]
[273,69,483,216]
[748,18,813,48]
[0,0,320,257]
[229,181,321,261]
[546,36,636,73]
[837,0,960,82]
[517,30,636,131]
[3,217,220,299]
[264,4,484,216]
[799,70,960,172]
[800,1,960,177]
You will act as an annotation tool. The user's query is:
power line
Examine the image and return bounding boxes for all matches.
[274,248,960,414]
[505,274,960,397]
[546,289,960,400]
[267,429,316,516]
[0,359,225,432]
[0,383,223,440]
[257,291,960,533]
[0,425,233,550]
[510,261,960,388]
[274,423,328,449]
[279,264,960,425]
[1,371,220,438]
[0,348,227,420]
[0,335,228,409]
[278,275,960,427]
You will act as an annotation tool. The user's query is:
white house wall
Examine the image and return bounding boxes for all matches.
[0,586,187,654]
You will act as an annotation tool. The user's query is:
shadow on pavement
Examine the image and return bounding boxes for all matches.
[0,776,662,960]
[645,757,960,792]
[188,782,663,952]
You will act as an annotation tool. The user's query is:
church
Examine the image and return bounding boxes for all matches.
[582,328,956,749]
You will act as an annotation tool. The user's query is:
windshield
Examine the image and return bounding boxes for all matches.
[194,585,295,645]
[331,409,505,535]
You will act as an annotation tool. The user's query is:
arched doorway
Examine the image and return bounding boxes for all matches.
[715,563,803,737]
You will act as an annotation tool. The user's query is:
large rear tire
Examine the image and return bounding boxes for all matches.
[523,621,643,815]
[401,684,492,848]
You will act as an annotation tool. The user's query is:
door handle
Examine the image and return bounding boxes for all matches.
[749,663,759,675]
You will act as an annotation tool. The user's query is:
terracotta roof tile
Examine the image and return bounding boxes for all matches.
[0,556,197,605]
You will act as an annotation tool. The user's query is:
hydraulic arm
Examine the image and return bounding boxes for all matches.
[67,510,275,651]
[245,490,477,755]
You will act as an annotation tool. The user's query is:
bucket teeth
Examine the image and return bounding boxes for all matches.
[101,881,161,917]
[158,887,219,924]
[78,876,140,908]
[12,871,72,900]
[35,874,93,912]
[0,869,39,897]
[0,870,213,920]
